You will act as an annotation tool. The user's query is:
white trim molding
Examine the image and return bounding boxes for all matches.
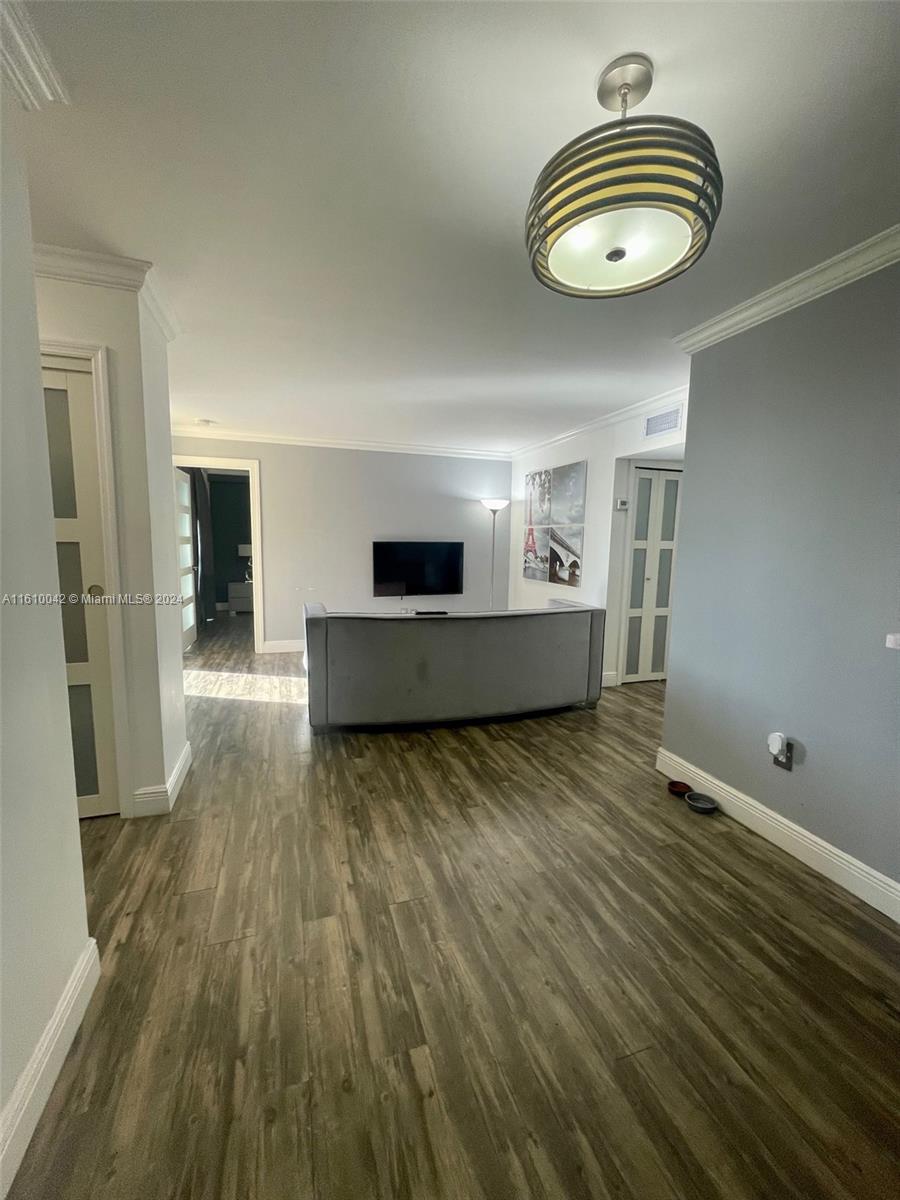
[511,385,690,459]
[655,748,900,923]
[171,425,512,462]
[32,244,152,292]
[0,1,70,111]
[34,247,181,340]
[172,385,691,462]
[129,741,193,819]
[0,939,99,1196]
[601,670,619,689]
[675,224,900,354]
[139,268,181,342]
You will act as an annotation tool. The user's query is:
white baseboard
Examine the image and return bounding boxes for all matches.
[0,939,100,1197]
[167,741,193,805]
[128,741,192,818]
[655,748,900,923]
[601,671,619,688]
[260,639,304,653]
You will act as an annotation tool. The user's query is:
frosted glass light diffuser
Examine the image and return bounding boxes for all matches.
[548,208,692,292]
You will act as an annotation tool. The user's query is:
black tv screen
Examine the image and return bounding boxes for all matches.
[373,541,464,597]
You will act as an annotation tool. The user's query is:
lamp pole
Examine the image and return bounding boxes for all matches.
[481,499,509,610]
[490,508,498,610]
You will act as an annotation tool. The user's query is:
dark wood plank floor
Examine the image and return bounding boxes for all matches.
[11,615,900,1199]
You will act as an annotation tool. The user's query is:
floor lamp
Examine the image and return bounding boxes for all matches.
[480,498,510,610]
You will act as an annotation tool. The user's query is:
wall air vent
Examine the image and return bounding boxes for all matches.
[643,406,682,438]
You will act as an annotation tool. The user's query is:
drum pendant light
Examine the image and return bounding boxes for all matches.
[526,54,723,298]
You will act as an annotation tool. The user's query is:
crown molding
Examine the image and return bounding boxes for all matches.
[170,425,513,462]
[510,385,689,459]
[1,1,69,110]
[172,384,691,463]
[676,224,900,354]
[33,243,152,291]
[140,268,181,342]
[33,245,181,339]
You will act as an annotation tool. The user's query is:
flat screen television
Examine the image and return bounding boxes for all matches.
[373,541,464,597]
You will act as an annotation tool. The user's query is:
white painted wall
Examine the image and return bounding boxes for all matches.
[138,299,186,781]
[0,99,96,1192]
[35,277,187,802]
[172,435,512,645]
[507,396,687,680]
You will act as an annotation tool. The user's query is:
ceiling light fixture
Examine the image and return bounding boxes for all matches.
[526,53,723,298]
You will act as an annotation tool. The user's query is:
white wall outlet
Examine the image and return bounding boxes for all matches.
[886,633,900,650]
[615,498,629,511]
[767,731,793,771]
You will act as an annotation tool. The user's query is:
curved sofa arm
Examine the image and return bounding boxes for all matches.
[303,603,328,729]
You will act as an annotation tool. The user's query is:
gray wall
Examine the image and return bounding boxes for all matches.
[172,436,511,642]
[662,264,899,881]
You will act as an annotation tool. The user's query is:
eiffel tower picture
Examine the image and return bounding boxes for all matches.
[524,491,538,559]
[522,462,585,585]
[523,485,550,581]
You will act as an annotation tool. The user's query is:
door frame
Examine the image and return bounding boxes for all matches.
[41,340,132,815]
[172,455,264,652]
[616,460,683,684]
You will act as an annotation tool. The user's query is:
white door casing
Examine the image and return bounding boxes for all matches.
[620,466,682,683]
[42,363,120,816]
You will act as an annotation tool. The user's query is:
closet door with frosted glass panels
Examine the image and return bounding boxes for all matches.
[43,364,119,816]
[175,468,197,650]
[621,467,681,683]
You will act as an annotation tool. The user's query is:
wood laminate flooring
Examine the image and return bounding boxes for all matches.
[10,615,900,1199]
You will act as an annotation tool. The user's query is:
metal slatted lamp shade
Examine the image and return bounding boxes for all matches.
[526,55,723,298]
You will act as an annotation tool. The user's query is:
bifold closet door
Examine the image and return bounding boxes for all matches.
[621,468,681,683]
[43,364,119,816]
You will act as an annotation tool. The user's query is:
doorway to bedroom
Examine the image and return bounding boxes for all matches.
[172,455,263,654]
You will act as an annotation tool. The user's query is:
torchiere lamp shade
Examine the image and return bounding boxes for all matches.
[526,115,723,298]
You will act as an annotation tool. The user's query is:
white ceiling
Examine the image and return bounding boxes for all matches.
[14,2,899,456]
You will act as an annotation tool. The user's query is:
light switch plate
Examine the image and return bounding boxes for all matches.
[886,633,900,650]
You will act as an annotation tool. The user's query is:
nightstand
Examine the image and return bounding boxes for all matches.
[227,581,253,614]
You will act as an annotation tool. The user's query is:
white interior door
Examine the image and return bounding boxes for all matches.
[175,468,197,650]
[620,467,682,683]
[42,365,119,816]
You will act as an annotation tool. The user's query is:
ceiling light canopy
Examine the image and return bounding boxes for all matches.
[526,54,723,298]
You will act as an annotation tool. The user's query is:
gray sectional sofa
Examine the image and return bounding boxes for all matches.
[303,600,605,730]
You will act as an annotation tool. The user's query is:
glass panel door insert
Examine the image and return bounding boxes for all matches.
[620,466,682,683]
